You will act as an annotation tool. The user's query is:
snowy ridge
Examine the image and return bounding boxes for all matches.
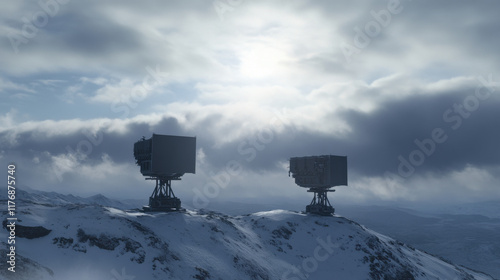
[0,191,495,280]
[3,188,135,210]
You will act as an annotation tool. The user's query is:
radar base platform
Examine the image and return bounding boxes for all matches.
[143,176,182,212]
[306,188,335,216]
[143,197,181,212]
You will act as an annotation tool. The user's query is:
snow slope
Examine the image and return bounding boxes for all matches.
[0,190,495,280]
[339,205,500,279]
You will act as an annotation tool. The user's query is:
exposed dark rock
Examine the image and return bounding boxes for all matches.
[3,220,51,239]
[193,267,211,280]
[272,226,293,240]
[53,237,73,248]
[76,228,146,263]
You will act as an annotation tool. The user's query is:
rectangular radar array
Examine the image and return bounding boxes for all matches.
[133,134,196,212]
[134,134,196,177]
[289,155,347,188]
[289,155,347,215]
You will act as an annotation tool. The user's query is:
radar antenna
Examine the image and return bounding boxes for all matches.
[134,134,196,212]
[289,155,347,216]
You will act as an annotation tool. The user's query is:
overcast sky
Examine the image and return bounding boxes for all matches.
[1,0,499,209]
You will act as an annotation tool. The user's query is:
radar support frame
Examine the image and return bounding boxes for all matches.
[143,175,182,212]
[306,188,335,215]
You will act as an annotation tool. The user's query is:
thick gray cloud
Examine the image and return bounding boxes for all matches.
[1,0,500,204]
[3,86,498,182]
[200,87,500,177]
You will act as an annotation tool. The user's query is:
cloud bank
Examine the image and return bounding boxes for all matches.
[1,0,499,207]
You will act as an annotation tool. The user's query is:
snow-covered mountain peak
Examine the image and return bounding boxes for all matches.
[0,190,495,280]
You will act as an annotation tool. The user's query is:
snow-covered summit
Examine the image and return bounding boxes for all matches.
[0,190,494,280]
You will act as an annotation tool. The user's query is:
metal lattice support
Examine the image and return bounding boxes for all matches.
[151,179,175,199]
[306,188,335,215]
[145,176,181,212]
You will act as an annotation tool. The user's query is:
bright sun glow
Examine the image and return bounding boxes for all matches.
[239,40,290,80]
